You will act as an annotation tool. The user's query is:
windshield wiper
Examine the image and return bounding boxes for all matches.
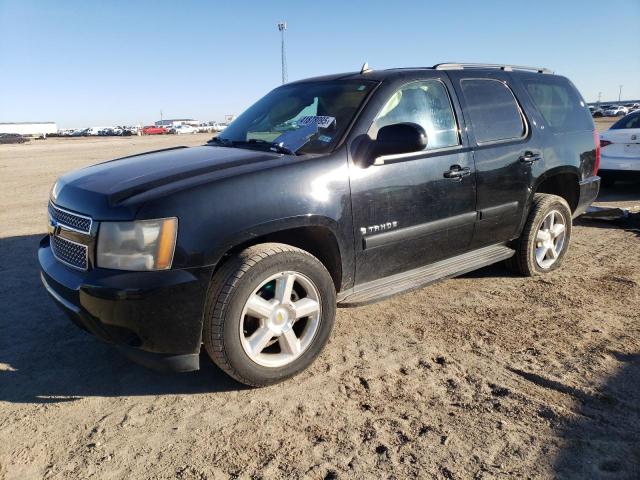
[244,139,296,155]
[206,137,295,155]
[206,136,233,147]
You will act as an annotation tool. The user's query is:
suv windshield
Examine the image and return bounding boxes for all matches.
[212,80,377,154]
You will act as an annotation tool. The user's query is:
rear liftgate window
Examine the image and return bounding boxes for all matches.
[522,76,594,133]
[460,79,525,144]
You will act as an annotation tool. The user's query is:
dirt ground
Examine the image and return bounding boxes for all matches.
[0,127,638,479]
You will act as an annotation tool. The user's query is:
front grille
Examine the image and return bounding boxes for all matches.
[51,235,88,270]
[49,203,92,233]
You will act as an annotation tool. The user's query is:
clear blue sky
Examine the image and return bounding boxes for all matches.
[1,0,638,128]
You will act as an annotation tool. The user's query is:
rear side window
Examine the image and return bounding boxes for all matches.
[611,112,640,129]
[521,76,593,133]
[460,79,525,143]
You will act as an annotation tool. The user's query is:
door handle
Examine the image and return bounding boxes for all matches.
[519,151,542,164]
[444,165,471,180]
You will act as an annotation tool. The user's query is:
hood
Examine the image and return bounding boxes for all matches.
[53,145,282,220]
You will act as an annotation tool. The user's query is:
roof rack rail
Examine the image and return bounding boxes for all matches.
[433,63,553,74]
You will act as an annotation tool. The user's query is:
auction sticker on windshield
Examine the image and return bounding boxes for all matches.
[298,116,336,128]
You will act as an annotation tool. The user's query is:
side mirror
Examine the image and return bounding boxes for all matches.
[370,122,427,163]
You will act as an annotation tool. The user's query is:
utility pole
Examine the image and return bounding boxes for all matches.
[277,21,288,84]
[618,85,623,102]
[160,109,163,123]
[597,92,602,105]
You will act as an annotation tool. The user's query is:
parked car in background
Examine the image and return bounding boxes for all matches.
[604,105,628,117]
[170,124,198,135]
[599,110,640,186]
[40,63,600,387]
[624,103,640,112]
[142,125,167,135]
[0,133,28,144]
[589,106,604,117]
[196,123,217,133]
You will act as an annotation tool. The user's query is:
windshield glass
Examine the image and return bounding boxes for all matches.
[611,112,640,129]
[215,80,377,154]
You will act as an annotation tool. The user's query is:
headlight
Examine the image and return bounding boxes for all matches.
[97,218,177,271]
[50,178,63,202]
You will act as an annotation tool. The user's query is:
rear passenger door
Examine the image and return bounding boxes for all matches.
[448,71,539,247]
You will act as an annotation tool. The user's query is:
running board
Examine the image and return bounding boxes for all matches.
[338,244,514,307]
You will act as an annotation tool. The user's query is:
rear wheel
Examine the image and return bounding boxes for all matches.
[203,243,336,386]
[506,194,572,276]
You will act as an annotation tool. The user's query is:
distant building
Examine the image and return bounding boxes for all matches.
[0,122,57,136]
[155,118,199,127]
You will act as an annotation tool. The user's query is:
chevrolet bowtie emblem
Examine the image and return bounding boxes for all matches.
[48,217,59,236]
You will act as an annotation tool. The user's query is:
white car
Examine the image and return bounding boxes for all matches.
[603,105,628,117]
[599,111,640,186]
[172,125,198,135]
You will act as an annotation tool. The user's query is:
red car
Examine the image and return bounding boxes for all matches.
[142,125,167,135]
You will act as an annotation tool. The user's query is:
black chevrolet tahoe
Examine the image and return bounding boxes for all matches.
[39,63,601,386]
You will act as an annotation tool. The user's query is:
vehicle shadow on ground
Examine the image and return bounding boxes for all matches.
[575,212,640,238]
[459,262,520,279]
[551,351,640,479]
[0,234,245,404]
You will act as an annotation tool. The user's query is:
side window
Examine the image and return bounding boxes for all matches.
[522,76,593,133]
[460,79,525,143]
[372,80,459,150]
[611,113,640,130]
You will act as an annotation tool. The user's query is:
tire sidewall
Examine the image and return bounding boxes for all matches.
[527,199,572,274]
[217,251,336,385]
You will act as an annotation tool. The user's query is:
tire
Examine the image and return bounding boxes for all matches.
[203,243,336,387]
[506,194,572,276]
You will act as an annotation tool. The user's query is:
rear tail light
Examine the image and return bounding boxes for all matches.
[600,139,612,148]
[594,131,601,176]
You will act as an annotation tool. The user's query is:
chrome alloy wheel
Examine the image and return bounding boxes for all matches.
[535,210,567,269]
[239,271,322,367]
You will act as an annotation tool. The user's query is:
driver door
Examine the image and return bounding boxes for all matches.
[349,75,477,284]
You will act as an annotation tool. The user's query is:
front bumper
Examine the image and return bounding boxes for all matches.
[39,235,213,372]
[574,176,601,218]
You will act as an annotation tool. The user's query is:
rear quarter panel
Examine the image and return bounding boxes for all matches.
[509,73,597,215]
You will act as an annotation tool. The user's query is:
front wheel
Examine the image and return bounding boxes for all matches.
[506,194,572,276]
[203,243,336,387]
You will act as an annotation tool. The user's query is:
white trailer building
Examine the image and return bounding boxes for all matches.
[154,119,199,128]
[0,122,57,136]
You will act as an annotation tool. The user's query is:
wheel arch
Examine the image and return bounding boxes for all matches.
[531,166,581,213]
[208,215,347,292]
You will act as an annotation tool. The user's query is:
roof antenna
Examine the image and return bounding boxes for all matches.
[360,62,371,74]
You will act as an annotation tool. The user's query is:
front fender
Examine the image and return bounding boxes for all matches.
[136,150,355,288]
